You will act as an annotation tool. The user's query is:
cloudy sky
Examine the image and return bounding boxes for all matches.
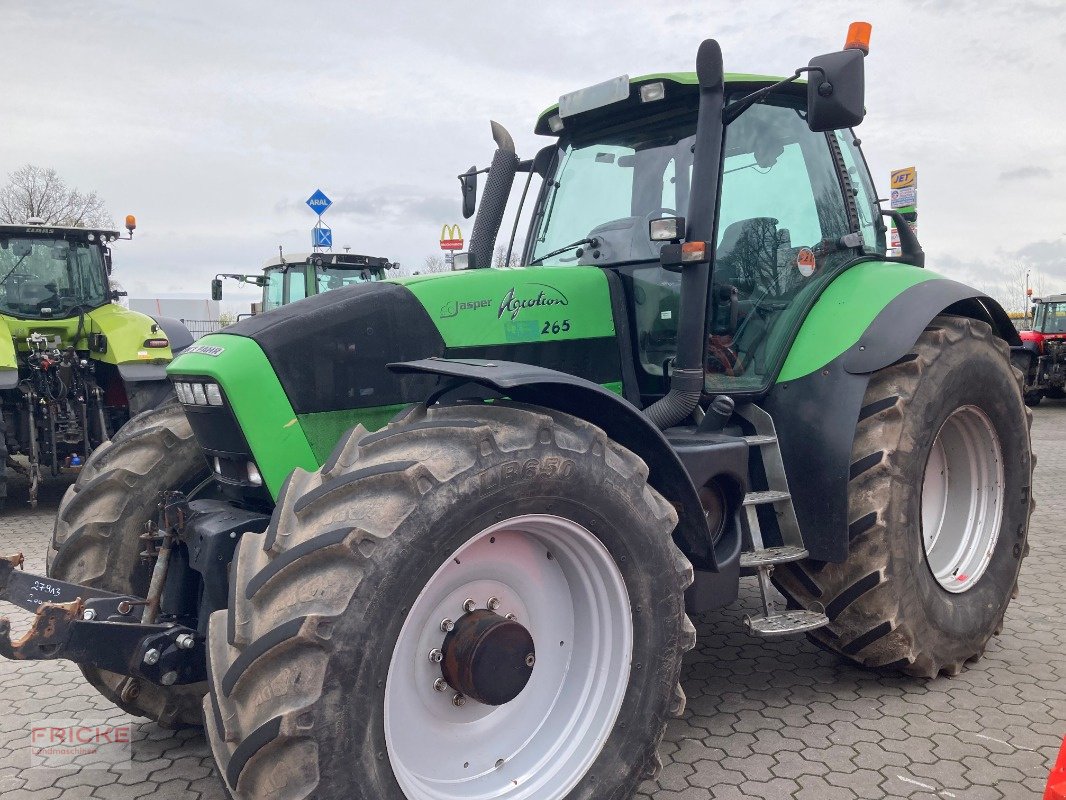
[4,1,1064,312]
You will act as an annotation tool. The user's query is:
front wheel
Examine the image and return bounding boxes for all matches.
[774,316,1034,678]
[205,402,694,800]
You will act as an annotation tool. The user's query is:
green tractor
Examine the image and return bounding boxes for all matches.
[212,250,400,315]
[0,217,182,507]
[1,24,1033,800]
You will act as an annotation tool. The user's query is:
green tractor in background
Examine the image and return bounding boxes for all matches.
[0,217,182,507]
[212,249,399,316]
[0,23,1034,800]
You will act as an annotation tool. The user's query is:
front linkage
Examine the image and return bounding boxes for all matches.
[0,493,216,690]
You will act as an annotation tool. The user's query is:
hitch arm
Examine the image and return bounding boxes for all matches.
[0,554,206,685]
[0,553,122,613]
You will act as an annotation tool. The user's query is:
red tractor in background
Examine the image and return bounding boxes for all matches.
[1020,293,1066,405]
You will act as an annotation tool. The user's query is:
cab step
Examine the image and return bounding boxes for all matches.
[740,545,808,569]
[742,434,778,446]
[742,490,791,506]
[746,608,830,637]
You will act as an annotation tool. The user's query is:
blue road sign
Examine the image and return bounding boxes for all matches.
[313,226,333,248]
[306,189,332,216]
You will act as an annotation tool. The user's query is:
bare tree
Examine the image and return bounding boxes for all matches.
[492,244,523,268]
[421,254,449,274]
[0,165,112,227]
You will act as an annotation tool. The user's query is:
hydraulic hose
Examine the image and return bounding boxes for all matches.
[469,121,519,270]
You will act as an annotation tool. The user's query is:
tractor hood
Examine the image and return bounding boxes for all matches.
[168,269,625,496]
[0,303,172,378]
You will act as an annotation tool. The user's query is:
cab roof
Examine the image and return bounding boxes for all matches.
[262,251,393,270]
[534,72,788,136]
[0,222,120,241]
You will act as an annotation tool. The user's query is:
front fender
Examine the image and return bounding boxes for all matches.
[766,262,1019,563]
[388,357,717,569]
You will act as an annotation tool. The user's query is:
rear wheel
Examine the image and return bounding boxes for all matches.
[48,403,210,726]
[206,402,693,800]
[774,316,1034,677]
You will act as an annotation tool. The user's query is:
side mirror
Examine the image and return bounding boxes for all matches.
[211,279,223,301]
[459,166,477,220]
[103,247,113,276]
[806,48,865,132]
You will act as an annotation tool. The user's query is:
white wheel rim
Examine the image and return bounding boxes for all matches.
[920,405,1004,593]
[384,514,632,800]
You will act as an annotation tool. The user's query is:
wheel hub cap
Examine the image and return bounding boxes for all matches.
[441,609,535,706]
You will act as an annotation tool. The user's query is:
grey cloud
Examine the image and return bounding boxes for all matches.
[1000,166,1053,182]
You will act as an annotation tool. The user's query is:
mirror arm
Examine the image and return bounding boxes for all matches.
[723,68,819,124]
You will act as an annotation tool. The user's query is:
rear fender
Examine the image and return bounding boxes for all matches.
[765,267,1021,563]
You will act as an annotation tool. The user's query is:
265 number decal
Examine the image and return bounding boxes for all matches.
[541,319,571,335]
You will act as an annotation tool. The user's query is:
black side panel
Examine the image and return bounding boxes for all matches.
[224,283,445,414]
[763,358,870,563]
[766,279,1022,563]
[602,269,644,407]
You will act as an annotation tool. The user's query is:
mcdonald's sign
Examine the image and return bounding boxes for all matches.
[440,224,464,251]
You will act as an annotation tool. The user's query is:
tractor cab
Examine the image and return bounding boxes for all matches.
[212,251,398,314]
[523,73,886,399]
[1023,294,1066,344]
[0,220,124,321]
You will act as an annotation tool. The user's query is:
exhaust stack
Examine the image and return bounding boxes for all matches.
[468,121,519,269]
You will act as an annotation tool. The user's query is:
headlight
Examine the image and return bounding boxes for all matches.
[174,381,225,406]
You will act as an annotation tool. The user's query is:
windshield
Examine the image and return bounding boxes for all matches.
[316,266,384,293]
[530,113,696,267]
[1035,302,1066,334]
[0,237,108,318]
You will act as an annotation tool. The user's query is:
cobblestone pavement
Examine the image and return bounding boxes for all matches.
[0,406,1063,800]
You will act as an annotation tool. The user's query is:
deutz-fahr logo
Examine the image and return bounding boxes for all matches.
[498,284,569,321]
[440,298,491,319]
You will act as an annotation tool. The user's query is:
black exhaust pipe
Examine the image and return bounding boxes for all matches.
[469,121,519,269]
[644,39,725,430]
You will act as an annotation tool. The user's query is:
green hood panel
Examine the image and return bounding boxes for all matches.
[777,261,938,383]
[168,334,318,496]
[0,303,172,365]
[0,317,17,372]
[388,267,615,347]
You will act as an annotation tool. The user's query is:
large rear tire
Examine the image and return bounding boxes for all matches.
[774,316,1034,677]
[48,403,210,726]
[205,402,694,800]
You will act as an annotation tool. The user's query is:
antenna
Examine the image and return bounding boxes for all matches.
[278,245,286,266]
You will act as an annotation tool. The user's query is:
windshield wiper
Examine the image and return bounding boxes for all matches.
[0,253,29,287]
[530,236,600,266]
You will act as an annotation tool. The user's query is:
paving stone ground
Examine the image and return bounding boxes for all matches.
[0,404,1063,799]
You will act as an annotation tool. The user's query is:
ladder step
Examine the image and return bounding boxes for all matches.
[740,546,809,569]
[743,490,791,506]
[746,609,830,637]
[743,434,777,446]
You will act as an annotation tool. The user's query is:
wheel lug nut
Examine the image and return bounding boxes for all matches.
[463,599,476,612]
[434,678,448,693]
[429,649,443,664]
[452,693,466,707]
[487,597,500,611]
[440,618,454,633]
